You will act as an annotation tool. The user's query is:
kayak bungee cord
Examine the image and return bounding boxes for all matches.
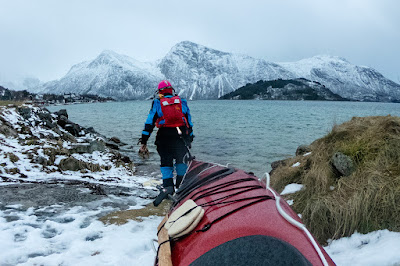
[173,167,236,206]
[175,163,215,195]
[264,172,329,266]
[193,184,264,202]
[190,177,257,200]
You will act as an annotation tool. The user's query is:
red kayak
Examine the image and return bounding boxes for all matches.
[156,160,335,266]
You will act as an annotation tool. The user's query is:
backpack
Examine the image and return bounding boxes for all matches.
[156,96,187,128]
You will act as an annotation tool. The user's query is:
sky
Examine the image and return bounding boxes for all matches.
[0,0,399,83]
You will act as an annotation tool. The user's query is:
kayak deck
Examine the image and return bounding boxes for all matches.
[156,160,335,266]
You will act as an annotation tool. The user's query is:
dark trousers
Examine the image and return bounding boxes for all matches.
[156,127,188,180]
[157,141,187,167]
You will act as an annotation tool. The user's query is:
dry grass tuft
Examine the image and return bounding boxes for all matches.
[270,115,400,243]
[99,201,171,224]
[0,100,25,107]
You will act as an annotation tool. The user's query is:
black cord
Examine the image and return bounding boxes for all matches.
[196,196,273,232]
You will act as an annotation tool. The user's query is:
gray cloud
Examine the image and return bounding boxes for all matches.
[0,0,399,83]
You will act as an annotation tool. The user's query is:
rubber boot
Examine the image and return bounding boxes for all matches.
[175,175,184,189]
[153,178,174,207]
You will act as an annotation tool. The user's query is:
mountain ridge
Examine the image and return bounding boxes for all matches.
[31,41,400,102]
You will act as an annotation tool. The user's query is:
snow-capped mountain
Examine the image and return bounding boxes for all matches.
[0,76,42,92]
[36,42,400,102]
[38,50,163,100]
[158,41,294,99]
[279,55,400,102]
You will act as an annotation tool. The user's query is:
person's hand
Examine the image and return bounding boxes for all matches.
[138,144,149,158]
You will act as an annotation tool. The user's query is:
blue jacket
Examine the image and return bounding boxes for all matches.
[141,94,193,145]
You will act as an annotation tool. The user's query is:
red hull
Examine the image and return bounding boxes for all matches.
[158,160,335,266]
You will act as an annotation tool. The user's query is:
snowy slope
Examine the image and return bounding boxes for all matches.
[159,41,295,99]
[0,76,42,92]
[278,55,400,102]
[38,50,163,100]
[35,42,400,101]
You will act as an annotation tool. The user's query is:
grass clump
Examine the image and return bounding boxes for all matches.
[0,100,25,107]
[270,115,400,243]
[99,200,171,224]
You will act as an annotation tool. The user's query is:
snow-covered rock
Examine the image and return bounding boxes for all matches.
[0,105,138,184]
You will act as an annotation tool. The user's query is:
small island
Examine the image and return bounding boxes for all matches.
[220,78,348,101]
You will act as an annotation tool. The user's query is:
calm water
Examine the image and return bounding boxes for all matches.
[48,100,400,177]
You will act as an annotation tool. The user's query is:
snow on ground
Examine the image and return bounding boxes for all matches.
[325,230,400,266]
[291,162,301,167]
[281,183,304,195]
[0,202,163,265]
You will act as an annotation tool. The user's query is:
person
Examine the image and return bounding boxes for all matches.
[139,80,194,205]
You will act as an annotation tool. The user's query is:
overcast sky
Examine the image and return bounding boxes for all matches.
[0,0,399,83]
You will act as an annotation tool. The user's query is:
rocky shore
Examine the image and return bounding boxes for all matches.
[0,104,160,210]
[0,104,166,265]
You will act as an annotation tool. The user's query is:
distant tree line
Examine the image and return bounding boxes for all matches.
[220,79,307,100]
[218,78,347,101]
[0,85,114,103]
[0,86,32,101]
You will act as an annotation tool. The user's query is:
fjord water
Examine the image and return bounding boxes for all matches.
[48,100,400,177]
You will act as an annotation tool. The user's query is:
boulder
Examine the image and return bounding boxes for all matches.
[56,115,82,137]
[60,132,77,143]
[37,111,52,122]
[59,157,101,172]
[69,140,105,154]
[271,159,288,170]
[296,145,311,156]
[44,121,57,129]
[57,115,69,128]
[55,109,68,119]
[89,140,106,153]
[64,123,81,136]
[38,112,56,129]
[108,137,128,148]
[85,127,97,134]
[109,137,121,144]
[59,157,84,171]
[121,155,131,163]
[0,120,18,137]
[105,142,119,150]
[33,156,48,166]
[17,107,32,120]
[331,152,355,177]
[269,158,289,175]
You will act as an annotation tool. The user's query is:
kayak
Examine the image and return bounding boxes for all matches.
[155,160,335,266]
